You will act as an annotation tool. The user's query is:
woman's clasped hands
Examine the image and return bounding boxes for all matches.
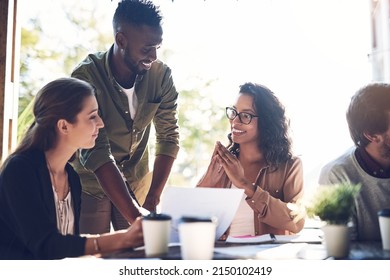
[213,141,255,197]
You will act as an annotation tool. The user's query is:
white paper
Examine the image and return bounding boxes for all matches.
[213,244,279,259]
[213,243,326,260]
[160,186,244,243]
[273,233,323,244]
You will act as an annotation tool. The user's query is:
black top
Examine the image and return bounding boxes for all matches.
[0,149,86,259]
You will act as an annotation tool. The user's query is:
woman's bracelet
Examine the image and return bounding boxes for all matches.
[93,236,101,253]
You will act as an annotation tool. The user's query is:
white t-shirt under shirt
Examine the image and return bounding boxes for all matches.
[122,86,138,120]
[229,184,255,236]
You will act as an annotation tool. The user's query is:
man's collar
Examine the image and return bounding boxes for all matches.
[355,147,390,178]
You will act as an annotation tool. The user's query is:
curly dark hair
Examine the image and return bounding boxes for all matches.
[227,82,293,165]
[113,0,162,32]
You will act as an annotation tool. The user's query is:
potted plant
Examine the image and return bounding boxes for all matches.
[305,182,361,258]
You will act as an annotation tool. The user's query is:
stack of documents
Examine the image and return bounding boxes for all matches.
[226,231,323,244]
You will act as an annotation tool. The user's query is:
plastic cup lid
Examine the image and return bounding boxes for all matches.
[179,216,215,223]
[143,212,171,221]
[378,209,390,217]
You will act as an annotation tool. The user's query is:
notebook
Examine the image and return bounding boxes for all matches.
[160,186,244,243]
[226,230,323,244]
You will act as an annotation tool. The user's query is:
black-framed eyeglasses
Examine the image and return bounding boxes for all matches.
[225,107,259,125]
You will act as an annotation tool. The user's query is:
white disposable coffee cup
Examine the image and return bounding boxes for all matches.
[142,212,171,257]
[378,209,390,250]
[178,216,217,260]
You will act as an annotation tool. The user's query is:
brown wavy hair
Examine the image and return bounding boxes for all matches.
[1,77,94,171]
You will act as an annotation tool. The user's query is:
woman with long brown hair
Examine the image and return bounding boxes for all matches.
[0,77,143,259]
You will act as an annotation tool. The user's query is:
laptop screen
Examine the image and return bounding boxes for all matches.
[160,186,244,243]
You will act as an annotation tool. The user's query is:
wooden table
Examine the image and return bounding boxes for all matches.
[339,241,390,260]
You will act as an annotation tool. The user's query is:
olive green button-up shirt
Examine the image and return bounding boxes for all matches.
[71,46,180,198]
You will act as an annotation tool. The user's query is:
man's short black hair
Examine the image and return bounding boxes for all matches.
[113,0,163,32]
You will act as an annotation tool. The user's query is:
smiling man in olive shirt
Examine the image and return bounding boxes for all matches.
[71,0,180,234]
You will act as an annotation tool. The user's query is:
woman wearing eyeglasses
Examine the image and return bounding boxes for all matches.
[197,82,305,238]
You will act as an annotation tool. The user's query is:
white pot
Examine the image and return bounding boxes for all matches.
[322,224,350,259]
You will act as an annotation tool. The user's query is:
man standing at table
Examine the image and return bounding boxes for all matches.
[71,0,180,234]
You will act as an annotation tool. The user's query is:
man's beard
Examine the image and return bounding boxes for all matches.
[124,50,147,76]
[379,133,390,160]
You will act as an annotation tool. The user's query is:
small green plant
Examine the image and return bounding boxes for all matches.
[306,183,361,225]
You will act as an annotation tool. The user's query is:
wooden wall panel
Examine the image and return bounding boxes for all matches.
[0,0,19,162]
[0,0,10,161]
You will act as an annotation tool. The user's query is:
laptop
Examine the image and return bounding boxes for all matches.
[160,186,244,243]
